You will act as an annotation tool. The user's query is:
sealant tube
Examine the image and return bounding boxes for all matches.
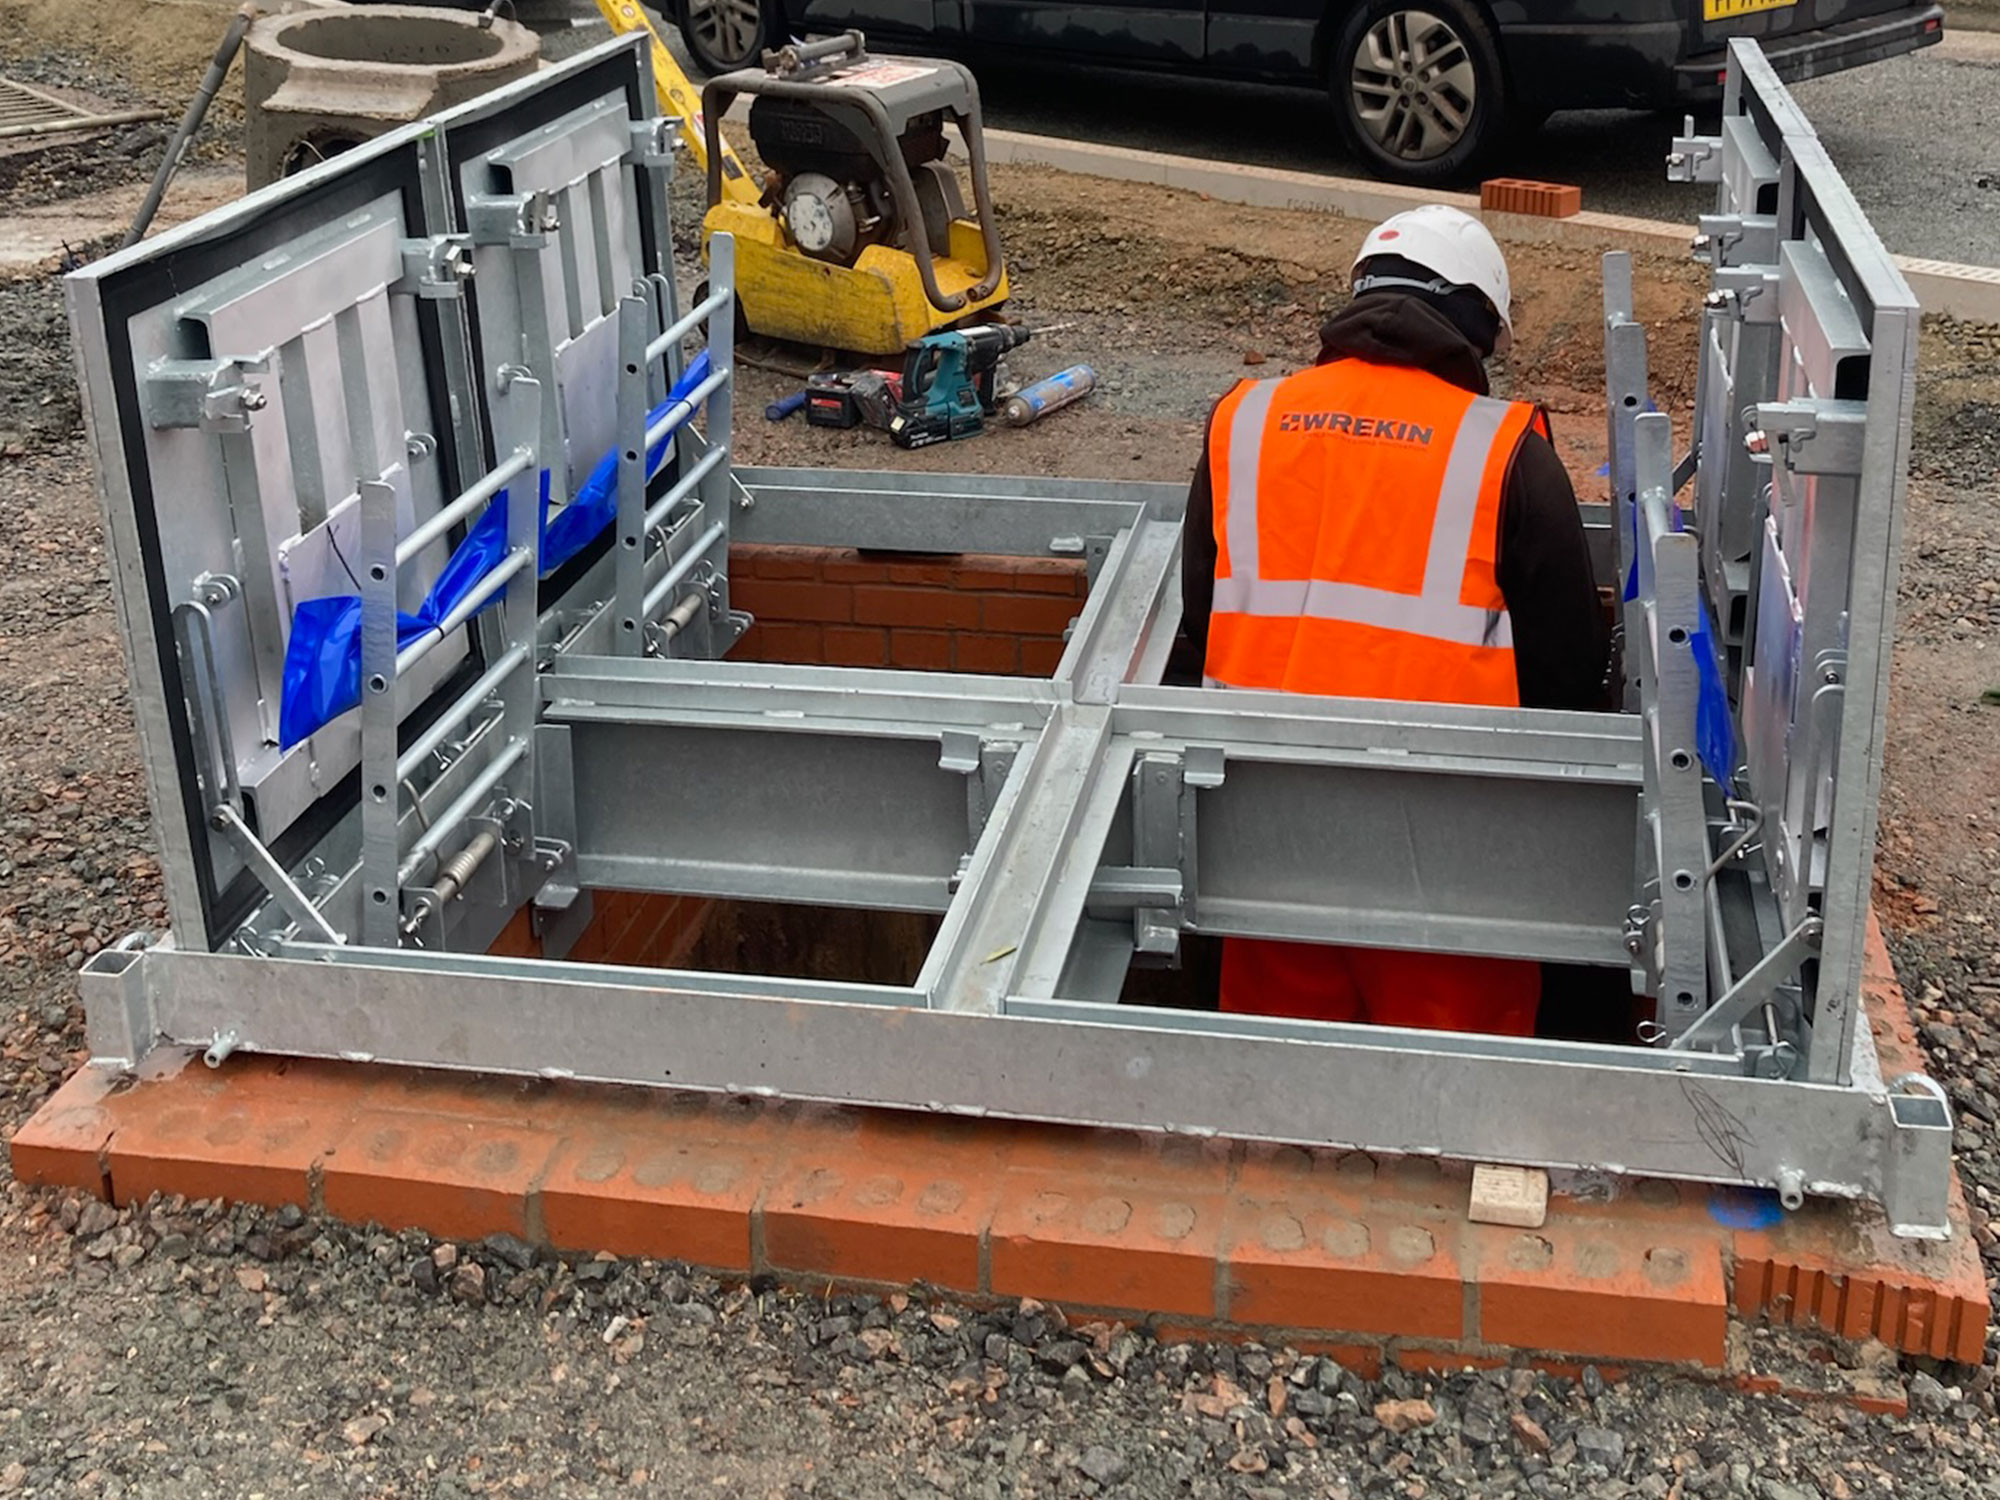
[1001,364,1096,427]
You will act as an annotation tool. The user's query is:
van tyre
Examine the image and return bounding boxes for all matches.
[671,0,780,76]
[1330,0,1507,186]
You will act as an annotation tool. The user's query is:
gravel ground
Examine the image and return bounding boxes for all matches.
[4,7,2000,1497]
[0,1186,1989,1500]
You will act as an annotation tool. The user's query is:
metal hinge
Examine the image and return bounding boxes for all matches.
[144,356,270,433]
[395,235,476,299]
[465,189,562,248]
[1745,399,1868,477]
[625,116,679,171]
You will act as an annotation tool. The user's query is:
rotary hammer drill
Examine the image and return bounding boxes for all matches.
[887,322,1069,450]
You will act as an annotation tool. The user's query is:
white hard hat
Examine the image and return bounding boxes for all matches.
[1351,205,1514,356]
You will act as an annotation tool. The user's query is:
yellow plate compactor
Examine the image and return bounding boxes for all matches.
[598,5,1009,354]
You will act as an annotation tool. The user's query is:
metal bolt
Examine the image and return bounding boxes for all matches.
[1703,289,1733,310]
[1691,234,1712,253]
[1744,429,1771,456]
[1666,152,1687,170]
[204,1029,241,1069]
[240,387,267,412]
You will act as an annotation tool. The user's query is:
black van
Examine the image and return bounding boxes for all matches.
[666,0,1945,183]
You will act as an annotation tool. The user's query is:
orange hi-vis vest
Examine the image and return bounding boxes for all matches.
[1203,358,1552,1036]
[1202,358,1550,707]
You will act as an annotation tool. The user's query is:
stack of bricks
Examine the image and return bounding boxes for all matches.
[727,544,1090,676]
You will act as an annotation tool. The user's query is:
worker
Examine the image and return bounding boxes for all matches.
[1175,204,1612,1036]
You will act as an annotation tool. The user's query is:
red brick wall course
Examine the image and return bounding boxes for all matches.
[730,545,1087,676]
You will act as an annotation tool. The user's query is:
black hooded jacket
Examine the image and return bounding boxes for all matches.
[1172,295,1611,710]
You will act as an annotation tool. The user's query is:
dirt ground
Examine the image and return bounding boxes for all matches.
[734,168,1700,486]
[4,4,2000,1496]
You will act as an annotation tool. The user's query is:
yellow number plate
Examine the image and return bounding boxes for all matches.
[1703,0,1798,19]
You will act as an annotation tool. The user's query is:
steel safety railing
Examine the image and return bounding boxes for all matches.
[613,234,737,657]
[356,424,542,946]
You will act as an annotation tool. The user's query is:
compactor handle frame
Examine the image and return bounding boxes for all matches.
[699,56,1007,313]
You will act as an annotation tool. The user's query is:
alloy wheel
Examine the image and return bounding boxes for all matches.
[684,0,765,67]
[1349,10,1478,164]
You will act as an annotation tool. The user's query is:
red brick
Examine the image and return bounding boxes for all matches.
[982,593,1082,637]
[991,1126,1229,1318]
[992,1170,1226,1318]
[320,1109,558,1240]
[761,1111,1004,1287]
[744,548,821,581]
[821,556,892,584]
[1393,1348,1510,1376]
[540,1095,788,1267]
[737,622,824,664]
[852,585,982,630]
[106,1056,360,1209]
[953,634,1019,674]
[632,896,713,968]
[728,578,852,624]
[952,560,1087,595]
[487,907,540,959]
[357,1067,556,1129]
[889,629,953,671]
[1480,179,1583,219]
[1473,1224,1727,1366]
[884,559,957,586]
[1221,1192,1466,1341]
[6,1065,117,1195]
[1286,1339,1385,1380]
[604,894,680,966]
[1019,638,1069,676]
[823,625,890,666]
[593,890,644,959]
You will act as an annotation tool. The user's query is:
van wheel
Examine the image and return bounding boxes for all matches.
[672,0,778,75]
[1330,0,1506,185]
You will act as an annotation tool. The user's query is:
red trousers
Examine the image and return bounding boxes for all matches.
[1220,937,1540,1036]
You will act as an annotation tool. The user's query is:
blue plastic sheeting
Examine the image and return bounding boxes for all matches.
[1690,613,1738,794]
[277,352,712,750]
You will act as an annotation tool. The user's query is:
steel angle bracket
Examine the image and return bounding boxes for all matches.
[941,729,1024,892]
[1082,746,1225,959]
[1666,119,1722,184]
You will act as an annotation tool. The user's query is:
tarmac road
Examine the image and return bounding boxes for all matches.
[552,6,2000,266]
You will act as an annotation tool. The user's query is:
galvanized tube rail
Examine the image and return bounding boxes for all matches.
[394,548,532,676]
[643,444,727,535]
[394,643,532,785]
[641,521,726,621]
[396,446,535,568]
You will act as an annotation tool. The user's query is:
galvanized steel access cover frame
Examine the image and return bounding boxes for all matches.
[67,37,1953,1237]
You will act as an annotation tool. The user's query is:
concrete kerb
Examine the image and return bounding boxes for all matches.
[969,128,2000,326]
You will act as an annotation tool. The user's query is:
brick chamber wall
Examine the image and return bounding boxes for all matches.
[489,545,1093,969]
[727,544,1090,676]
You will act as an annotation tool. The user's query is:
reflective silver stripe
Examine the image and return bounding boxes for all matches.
[1221,379,1282,584]
[1211,575,1513,649]
[1215,384,1518,651]
[1423,397,1511,597]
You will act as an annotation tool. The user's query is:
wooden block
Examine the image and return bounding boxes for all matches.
[1470,1164,1549,1229]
